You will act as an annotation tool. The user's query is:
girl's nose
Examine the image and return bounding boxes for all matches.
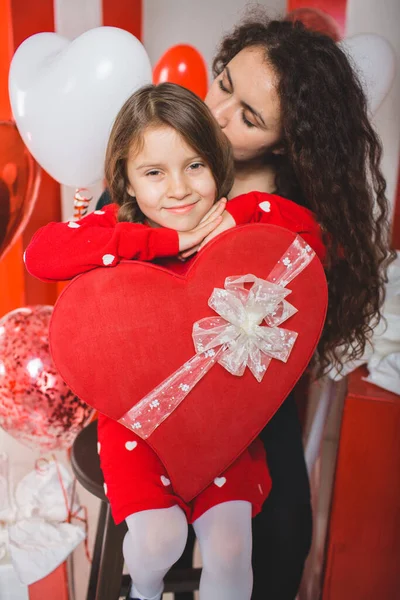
[167,174,191,200]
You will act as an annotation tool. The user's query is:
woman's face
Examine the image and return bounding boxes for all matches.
[205,46,283,162]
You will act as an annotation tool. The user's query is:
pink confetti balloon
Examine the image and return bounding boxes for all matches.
[0,305,93,451]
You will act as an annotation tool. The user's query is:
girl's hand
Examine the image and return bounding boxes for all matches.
[177,198,227,253]
[179,209,236,258]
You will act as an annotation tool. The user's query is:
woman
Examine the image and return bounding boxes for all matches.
[97,15,393,600]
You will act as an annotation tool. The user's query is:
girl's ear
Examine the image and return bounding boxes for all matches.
[127,183,135,197]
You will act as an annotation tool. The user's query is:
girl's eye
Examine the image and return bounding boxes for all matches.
[146,169,161,177]
[242,112,256,128]
[188,162,204,171]
[218,78,230,94]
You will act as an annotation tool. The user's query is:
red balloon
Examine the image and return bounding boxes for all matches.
[0,121,40,262]
[285,8,341,41]
[0,306,93,451]
[153,45,208,99]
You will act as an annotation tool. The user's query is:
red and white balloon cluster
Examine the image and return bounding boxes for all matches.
[8,23,395,192]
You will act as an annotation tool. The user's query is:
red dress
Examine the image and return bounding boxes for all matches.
[25,191,325,524]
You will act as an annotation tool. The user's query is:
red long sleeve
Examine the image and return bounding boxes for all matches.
[24,204,179,282]
[226,191,326,263]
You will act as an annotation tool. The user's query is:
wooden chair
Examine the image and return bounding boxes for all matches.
[70,420,200,600]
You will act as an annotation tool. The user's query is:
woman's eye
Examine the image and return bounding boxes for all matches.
[242,112,256,128]
[218,79,230,94]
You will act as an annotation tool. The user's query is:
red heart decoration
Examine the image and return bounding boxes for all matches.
[0,122,40,262]
[50,225,327,501]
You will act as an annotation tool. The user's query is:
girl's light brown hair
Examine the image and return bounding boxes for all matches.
[105,82,234,223]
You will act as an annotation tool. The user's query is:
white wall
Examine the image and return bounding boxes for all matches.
[346,0,400,221]
[143,0,286,76]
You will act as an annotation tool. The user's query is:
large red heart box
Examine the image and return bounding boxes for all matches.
[50,225,327,501]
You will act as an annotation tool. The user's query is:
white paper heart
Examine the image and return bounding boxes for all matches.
[213,477,227,488]
[125,441,138,451]
[8,27,152,187]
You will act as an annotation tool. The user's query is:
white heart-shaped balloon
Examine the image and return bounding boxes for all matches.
[9,27,152,187]
[339,33,396,115]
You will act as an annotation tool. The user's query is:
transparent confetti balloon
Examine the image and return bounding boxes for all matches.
[0,305,93,450]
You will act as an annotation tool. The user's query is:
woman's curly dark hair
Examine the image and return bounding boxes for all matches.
[213,16,395,376]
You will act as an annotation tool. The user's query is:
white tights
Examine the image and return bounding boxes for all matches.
[123,501,253,600]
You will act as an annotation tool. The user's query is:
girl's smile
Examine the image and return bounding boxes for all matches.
[164,202,199,214]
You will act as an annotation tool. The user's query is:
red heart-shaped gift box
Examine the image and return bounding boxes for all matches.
[50,224,327,500]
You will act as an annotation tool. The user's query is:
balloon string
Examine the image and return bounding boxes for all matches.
[34,455,92,563]
[73,188,93,221]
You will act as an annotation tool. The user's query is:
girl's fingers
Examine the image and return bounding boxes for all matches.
[198,213,235,250]
[178,215,223,251]
[199,198,227,226]
[180,244,200,259]
[197,215,223,237]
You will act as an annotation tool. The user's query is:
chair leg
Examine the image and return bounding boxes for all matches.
[87,501,108,600]
[173,525,196,600]
[95,504,127,600]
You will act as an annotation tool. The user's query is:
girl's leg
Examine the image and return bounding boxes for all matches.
[123,505,188,600]
[193,500,253,600]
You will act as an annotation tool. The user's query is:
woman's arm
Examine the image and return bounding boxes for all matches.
[24,205,179,282]
[196,191,326,263]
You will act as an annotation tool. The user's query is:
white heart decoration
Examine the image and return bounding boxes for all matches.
[259,201,271,213]
[213,477,227,488]
[339,34,396,115]
[102,254,115,266]
[8,27,152,187]
[125,441,138,451]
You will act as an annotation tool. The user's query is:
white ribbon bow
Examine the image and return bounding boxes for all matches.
[192,274,298,381]
[0,453,85,585]
[119,236,315,439]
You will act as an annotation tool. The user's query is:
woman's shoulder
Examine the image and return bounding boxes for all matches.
[234,190,319,229]
[230,191,326,262]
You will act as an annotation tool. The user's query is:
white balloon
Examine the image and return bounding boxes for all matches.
[339,33,396,115]
[9,27,152,187]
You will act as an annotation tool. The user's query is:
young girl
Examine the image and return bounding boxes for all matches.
[25,82,326,600]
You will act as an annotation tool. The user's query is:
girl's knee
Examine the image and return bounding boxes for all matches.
[125,507,188,570]
[203,529,252,574]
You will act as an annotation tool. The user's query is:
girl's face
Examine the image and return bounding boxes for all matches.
[126,125,217,231]
[205,46,283,162]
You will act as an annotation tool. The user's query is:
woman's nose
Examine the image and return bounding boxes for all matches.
[212,98,234,129]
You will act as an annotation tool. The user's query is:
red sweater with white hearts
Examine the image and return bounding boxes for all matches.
[24,191,326,282]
